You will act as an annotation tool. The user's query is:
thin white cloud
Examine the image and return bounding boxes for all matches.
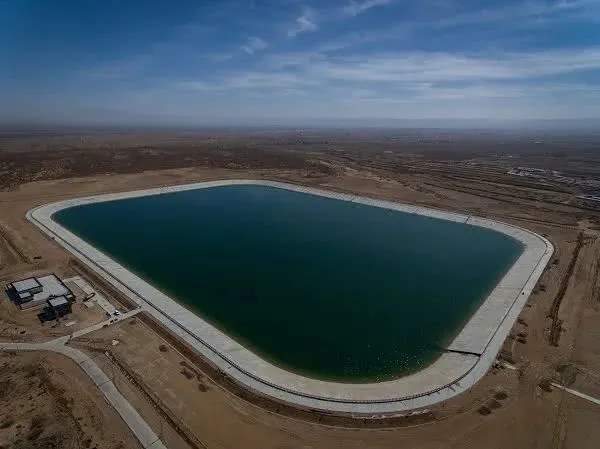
[177,72,316,91]
[288,8,318,37]
[309,48,600,83]
[177,47,600,97]
[343,0,392,17]
[315,0,599,53]
[241,36,268,54]
[436,0,598,28]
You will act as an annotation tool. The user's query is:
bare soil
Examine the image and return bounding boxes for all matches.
[1,130,600,448]
[0,351,141,449]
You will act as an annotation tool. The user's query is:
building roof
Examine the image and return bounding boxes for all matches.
[37,274,70,296]
[36,275,70,298]
[11,277,41,293]
[9,273,74,306]
[48,296,69,307]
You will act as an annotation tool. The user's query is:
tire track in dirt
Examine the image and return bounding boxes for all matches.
[549,232,585,346]
[0,224,29,264]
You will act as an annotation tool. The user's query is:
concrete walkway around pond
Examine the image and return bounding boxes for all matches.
[0,314,166,449]
[27,179,554,415]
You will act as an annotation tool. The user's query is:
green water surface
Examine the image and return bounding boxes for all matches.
[55,185,523,382]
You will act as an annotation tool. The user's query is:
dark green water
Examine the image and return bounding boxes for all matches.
[55,185,523,382]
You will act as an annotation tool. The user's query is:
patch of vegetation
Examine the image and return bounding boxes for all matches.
[488,399,502,409]
[494,391,508,401]
[556,363,578,386]
[539,379,553,392]
[478,406,491,416]
[0,380,12,399]
[0,418,14,429]
[180,368,194,379]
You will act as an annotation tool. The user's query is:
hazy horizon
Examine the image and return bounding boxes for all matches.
[2,118,600,133]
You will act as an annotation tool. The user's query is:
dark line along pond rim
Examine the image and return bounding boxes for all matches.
[52,184,524,382]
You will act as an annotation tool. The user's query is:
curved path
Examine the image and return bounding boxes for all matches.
[0,311,167,449]
[27,179,554,415]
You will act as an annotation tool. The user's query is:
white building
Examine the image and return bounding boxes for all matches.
[6,274,75,309]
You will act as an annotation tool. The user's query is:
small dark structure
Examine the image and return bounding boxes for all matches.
[48,296,72,317]
[38,296,73,322]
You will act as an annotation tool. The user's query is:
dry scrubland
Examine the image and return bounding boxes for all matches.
[0,351,140,449]
[1,129,600,448]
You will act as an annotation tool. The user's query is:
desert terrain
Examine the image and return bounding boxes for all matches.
[1,128,600,449]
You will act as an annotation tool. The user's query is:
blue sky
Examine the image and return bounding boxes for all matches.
[2,0,600,126]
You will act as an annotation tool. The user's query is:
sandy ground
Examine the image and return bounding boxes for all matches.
[70,314,561,449]
[0,271,108,342]
[1,162,600,448]
[0,351,141,449]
